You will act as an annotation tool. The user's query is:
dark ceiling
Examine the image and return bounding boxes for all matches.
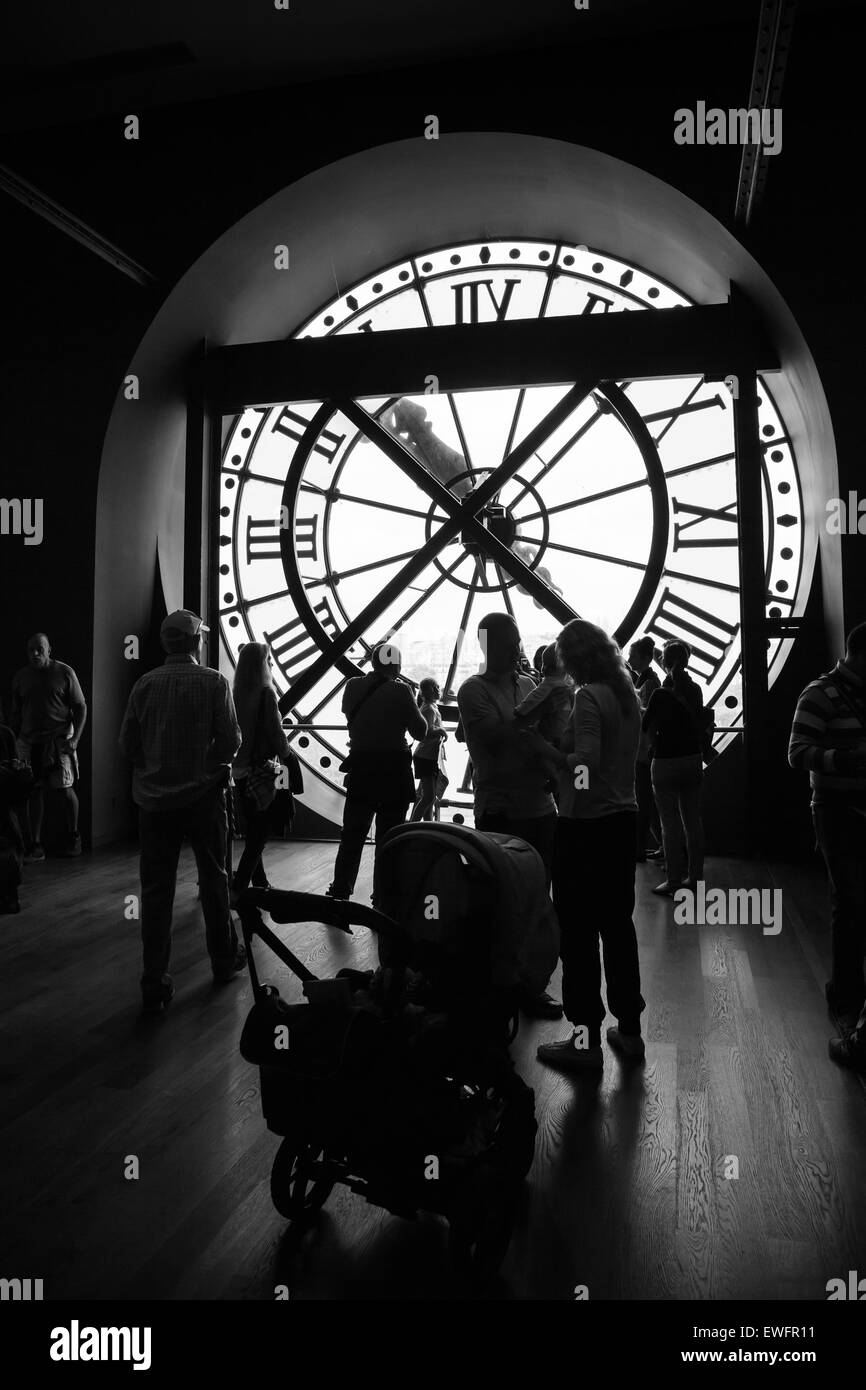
[0,0,847,134]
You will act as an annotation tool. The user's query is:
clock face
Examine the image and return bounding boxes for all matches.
[217,238,806,826]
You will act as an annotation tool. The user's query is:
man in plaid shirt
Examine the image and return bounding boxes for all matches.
[119,610,244,1013]
[789,621,866,1070]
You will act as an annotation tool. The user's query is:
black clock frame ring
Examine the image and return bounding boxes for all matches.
[597,380,670,644]
[319,395,404,646]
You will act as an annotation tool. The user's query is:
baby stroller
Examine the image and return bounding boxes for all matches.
[237,822,559,1276]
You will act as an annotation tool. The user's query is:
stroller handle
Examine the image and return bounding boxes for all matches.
[236,888,405,997]
[236,888,401,939]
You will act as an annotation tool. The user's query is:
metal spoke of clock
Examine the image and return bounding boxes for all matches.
[412,270,476,478]
[497,264,561,468]
[494,560,516,618]
[517,451,736,526]
[303,547,419,590]
[501,386,527,466]
[443,566,483,699]
[664,567,739,595]
[445,394,477,480]
[377,549,473,647]
[644,378,716,445]
[518,536,649,572]
[297,671,351,724]
[329,490,432,522]
[507,398,604,511]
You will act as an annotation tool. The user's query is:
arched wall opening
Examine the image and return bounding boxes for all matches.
[93,132,840,845]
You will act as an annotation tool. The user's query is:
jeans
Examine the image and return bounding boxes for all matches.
[651,754,704,883]
[635,759,661,853]
[331,795,410,896]
[233,785,271,893]
[475,810,557,889]
[813,801,866,1014]
[552,812,644,1044]
[138,784,237,995]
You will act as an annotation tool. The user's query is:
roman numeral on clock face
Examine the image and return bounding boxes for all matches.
[582,291,614,314]
[294,515,319,561]
[452,278,520,324]
[646,588,738,681]
[245,516,282,564]
[271,406,346,461]
[672,498,738,550]
[264,599,340,683]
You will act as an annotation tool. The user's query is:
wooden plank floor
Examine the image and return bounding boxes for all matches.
[1,837,865,1301]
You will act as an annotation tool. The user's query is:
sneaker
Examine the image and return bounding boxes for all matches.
[537,1034,603,1072]
[213,943,248,983]
[24,842,46,863]
[651,880,679,896]
[142,982,175,1015]
[519,989,564,1020]
[645,848,665,862]
[828,1035,866,1074]
[64,832,82,858]
[607,1026,646,1060]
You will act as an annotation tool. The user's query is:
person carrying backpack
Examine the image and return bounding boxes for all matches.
[326,642,427,900]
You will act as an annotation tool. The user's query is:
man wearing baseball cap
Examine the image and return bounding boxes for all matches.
[119,609,244,1012]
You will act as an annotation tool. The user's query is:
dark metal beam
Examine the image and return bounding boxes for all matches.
[184,338,221,667]
[0,162,157,286]
[735,0,797,227]
[204,301,780,411]
[732,356,770,853]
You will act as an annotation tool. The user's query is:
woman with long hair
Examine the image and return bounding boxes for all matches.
[535,619,646,1072]
[231,642,291,899]
[411,677,447,822]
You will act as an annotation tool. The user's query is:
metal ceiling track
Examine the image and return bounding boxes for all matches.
[735,0,798,227]
[0,162,156,286]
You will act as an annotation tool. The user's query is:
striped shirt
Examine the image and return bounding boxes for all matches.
[119,655,241,810]
[788,661,866,805]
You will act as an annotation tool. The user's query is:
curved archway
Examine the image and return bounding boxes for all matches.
[94,132,839,843]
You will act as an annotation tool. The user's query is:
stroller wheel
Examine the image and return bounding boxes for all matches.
[270,1139,335,1225]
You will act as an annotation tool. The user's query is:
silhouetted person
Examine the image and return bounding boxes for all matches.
[514,642,573,748]
[411,678,447,822]
[536,619,645,1072]
[628,635,662,861]
[457,612,562,1019]
[642,640,706,895]
[789,621,866,1070]
[119,610,244,1013]
[0,701,27,913]
[327,643,426,900]
[231,641,291,898]
[11,632,87,860]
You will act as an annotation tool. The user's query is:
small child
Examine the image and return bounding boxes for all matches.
[514,644,573,749]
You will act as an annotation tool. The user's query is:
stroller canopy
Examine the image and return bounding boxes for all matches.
[375,823,560,996]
